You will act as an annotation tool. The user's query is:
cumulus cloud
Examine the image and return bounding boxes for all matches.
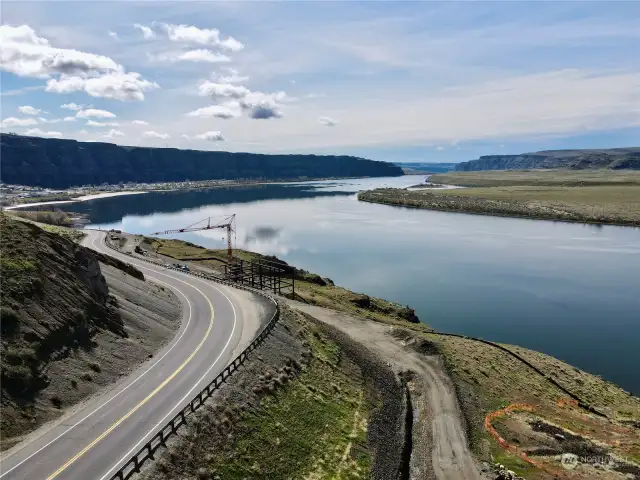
[1,116,38,127]
[198,82,249,99]
[1,25,119,77]
[76,108,116,118]
[134,23,155,39]
[25,128,62,137]
[18,105,43,115]
[46,72,158,101]
[162,23,244,52]
[86,120,119,127]
[1,25,157,101]
[194,130,225,142]
[104,129,125,138]
[318,116,338,127]
[61,102,87,111]
[131,120,149,125]
[186,105,239,119]
[144,130,170,139]
[197,81,287,120]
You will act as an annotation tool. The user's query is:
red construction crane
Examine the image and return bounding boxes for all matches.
[152,214,236,261]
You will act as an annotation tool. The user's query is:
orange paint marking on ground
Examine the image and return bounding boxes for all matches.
[484,402,570,477]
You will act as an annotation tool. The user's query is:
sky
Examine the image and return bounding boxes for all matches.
[1,1,639,163]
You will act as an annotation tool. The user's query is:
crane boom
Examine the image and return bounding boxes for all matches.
[152,214,235,261]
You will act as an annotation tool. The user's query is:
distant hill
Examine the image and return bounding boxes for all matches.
[394,162,458,174]
[0,134,403,189]
[455,148,640,171]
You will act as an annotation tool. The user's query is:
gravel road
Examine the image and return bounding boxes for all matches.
[287,301,483,480]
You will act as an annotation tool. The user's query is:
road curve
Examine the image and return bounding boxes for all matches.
[0,230,273,480]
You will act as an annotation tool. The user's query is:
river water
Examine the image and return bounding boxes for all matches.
[66,176,640,393]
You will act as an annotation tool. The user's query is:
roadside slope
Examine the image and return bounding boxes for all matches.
[0,216,181,451]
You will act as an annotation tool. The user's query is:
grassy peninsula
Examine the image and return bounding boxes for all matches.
[359,170,640,226]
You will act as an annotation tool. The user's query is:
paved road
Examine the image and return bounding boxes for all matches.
[0,230,272,480]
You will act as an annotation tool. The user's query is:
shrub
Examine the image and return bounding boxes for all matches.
[51,395,62,408]
[88,362,101,373]
[0,307,21,335]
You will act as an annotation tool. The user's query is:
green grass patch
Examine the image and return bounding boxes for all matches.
[211,331,370,479]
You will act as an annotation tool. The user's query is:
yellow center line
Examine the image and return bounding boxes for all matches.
[46,271,215,480]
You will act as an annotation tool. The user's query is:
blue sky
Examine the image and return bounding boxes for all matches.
[1,1,639,163]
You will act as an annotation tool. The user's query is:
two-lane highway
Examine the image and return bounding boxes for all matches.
[0,230,273,480]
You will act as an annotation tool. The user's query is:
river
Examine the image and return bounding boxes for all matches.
[64,176,640,393]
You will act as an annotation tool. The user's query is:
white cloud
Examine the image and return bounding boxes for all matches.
[46,72,158,101]
[176,49,230,63]
[144,130,170,139]
[198,82,250,99]
[76,108,116,118]
[186,105,239,119]
[134,23,155,39]
[194,130,225,142]
[104,129,125,138]
[1,25,157,101]
[1,116,38,127]
[18,105,43,115]
[25,128,62,137]
[86,120,119,127]
[61,102,88,111]
[39,116,76,124]
[1,25,120,77]
[198,82,287,119]
[131,120,149,125]
[108,31,118,39]
[318,116,338,127]
[436,146,445,151]
[213,68,249,84]
[163,23,244,52]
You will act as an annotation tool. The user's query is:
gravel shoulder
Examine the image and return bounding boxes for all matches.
[286,301,484,480]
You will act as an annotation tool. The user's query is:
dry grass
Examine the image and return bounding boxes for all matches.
[359,170,640,225]
[420,333,640,475]
[359,184,640,226]
[430,169,640,187]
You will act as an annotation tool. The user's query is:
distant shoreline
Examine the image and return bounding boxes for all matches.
[3,191,148,211]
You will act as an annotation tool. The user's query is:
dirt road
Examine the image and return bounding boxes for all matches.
[287,301,483,480]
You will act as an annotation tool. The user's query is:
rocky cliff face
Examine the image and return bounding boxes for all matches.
[0,133,403,188]
[456,148,640,171]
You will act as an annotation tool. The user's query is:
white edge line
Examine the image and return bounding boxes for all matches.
[0,231,196,478]
[99,279,238,480]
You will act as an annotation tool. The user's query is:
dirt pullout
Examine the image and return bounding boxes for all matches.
[288,301,484,480]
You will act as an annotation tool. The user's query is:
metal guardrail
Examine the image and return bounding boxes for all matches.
[99,232,280,480]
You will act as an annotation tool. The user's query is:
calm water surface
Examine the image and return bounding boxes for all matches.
[67,177,640,393]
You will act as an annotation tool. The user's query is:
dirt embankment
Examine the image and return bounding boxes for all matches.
[0,216,181,450]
